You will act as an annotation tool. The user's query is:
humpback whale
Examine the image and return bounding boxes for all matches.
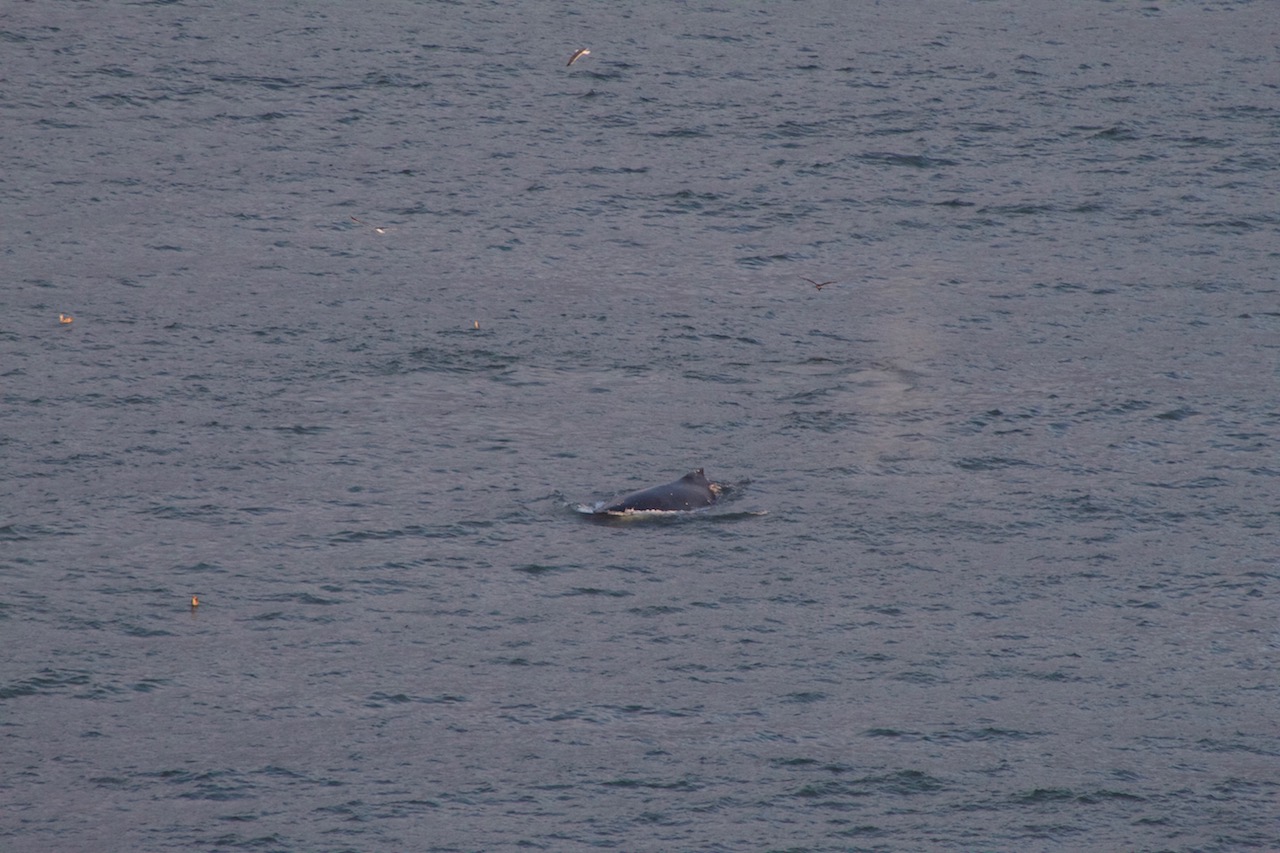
[593,469,722,515]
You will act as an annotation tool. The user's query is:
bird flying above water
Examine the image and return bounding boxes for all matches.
[801,277,836,291]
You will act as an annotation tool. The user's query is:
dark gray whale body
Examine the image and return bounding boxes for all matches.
[598,469,721,514]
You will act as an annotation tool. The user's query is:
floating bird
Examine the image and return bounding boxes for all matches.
[801,277,836,291]
[190,595,200,609]
[59,313,74,324]
[567,48,591,67]
[473,320,480,330]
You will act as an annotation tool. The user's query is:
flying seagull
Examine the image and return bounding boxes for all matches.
[801,277,836,291]
[567,48,591,67]
[351,216,392,235]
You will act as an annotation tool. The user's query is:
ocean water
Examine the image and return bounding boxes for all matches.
[3,1,1278,851]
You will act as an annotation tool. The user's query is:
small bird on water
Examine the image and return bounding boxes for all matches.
[567,48,590,67]
[59,313,74,324]
[190,595,199,610]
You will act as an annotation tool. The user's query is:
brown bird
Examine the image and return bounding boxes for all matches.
[567,48,591,67]
[59,313,74,324]
[801,277,836,291]
[190,595,200,609]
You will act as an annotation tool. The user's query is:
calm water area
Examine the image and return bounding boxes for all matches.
[3,1,1278,850]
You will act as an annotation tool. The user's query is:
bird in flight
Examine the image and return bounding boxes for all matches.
[567,48,591,67]
[351,216,392,235]
[801,277,836,291]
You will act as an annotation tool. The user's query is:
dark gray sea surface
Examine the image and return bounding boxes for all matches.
[3,1,1278,851]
